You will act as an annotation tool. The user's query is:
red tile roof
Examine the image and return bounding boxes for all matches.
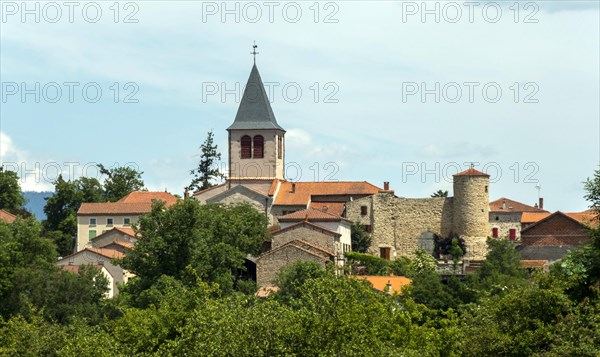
[87,247,125,259]
[117,191,178,206]
[114,227,137,237]
[278,208,348,222]
[309,202,346,217]
[0,209,17,224]
[520,260,548,269]
[78,191,178,215]
[521,211,591,246]
[521,212,551,223]
[522,211,598,228]
[454,168,489,177]
[353,275,412,295]
[274,181,381,206]
[105,241,134,249]
[490,198,547,213]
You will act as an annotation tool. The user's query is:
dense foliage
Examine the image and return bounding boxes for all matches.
[0,166,25,213]
[0,168,598,355]
[189,130,225,192]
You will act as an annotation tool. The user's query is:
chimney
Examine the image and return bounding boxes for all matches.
[539,197,544,210]
[184,188,190,200]
[291,183,296,193]
[384,181,390,190]
[501,200,506,210]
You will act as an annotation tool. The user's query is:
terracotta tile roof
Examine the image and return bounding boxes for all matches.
[105,241,134,249]
[0,209,17,224]
[490,197,547,213]
[271,221,341,238]
[520,260,548,269]
[309,202,346,217]
[454,168,489,177]
[78,191,178,215]
[277,208,347,222]
[268,179,282,196]
[521,212,551,223]
[114,227,137,237]
[274,181,381,206]
[117,191,178,206]
[353,275,412,295]
[87,247,125,260]
[255,286,279,298]
[521,211,591,247]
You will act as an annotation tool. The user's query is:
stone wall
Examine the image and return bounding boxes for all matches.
[489,211,522,241]
[272,224,337,253]
[347,193,454,259]
[256,244,329,287]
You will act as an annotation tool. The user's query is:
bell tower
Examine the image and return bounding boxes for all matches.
[227,52,285,180]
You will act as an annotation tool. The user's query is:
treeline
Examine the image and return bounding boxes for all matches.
[0,167,598,356]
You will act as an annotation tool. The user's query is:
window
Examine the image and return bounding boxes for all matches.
[107,218,114,226]
[253,135,264,158]
[278,136,283,159]
[89,230,97,240]
[241,135,252,159]
[124,218,131,226]
[89,218,96,226]
[360,205,368,216]
[485,185,488,193]
[509,228,516,241]
[492,227,499,238]
[380,247,391,260]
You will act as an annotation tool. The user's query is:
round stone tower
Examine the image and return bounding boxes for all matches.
[453,168,490,259]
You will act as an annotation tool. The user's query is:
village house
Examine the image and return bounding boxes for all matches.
[488,197,548,241]
[76,191,178,252]
[0,209,17,224]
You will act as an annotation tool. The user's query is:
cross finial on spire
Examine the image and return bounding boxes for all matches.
[251,41,259,64]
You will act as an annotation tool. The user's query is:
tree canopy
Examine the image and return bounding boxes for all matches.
[0,166,25,213]
[188,130,225,192]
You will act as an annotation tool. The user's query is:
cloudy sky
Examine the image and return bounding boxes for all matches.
[1,1,598,212]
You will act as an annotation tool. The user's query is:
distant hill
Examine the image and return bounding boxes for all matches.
[22,191,54,221]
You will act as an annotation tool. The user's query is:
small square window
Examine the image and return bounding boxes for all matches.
[360,205,368,216]
[107,218,114,226]
[89,218,96,226]
[124,218,131,226]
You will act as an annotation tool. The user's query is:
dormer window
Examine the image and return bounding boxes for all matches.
[253,135,264,158]
[241,135,252,159]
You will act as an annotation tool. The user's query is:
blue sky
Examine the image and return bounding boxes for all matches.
[1,1,598,212]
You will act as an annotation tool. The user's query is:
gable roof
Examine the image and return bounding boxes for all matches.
[490,197,547,213]
[59,247,125,262]
[78,191,178,215]
[521,212,552,223]
[227,64,285,131]
[521,211,590,234]
[454,168,489,177]
[91,227,137,243]
[272,220,341,238]
[274,181,381,206]
[521,211,598,227]
[278,208,349,222]
[0,209,17,224]
[257,239,335,260]
[206,184,269,204]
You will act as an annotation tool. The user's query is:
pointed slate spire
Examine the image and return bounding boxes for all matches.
[227,64,285,131]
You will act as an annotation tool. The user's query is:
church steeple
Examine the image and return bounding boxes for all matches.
[227,63,285,131]
[227,54,286,180]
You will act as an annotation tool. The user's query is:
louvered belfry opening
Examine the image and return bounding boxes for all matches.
[253,135,264,158]
[241,135,252,158]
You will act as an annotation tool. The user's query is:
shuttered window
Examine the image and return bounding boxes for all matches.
[380,247,391,260]
[509,228,516,240]
[278,136,283,159]
[492,227,498,238]
[253,135,264,158]
[241,135,252,159]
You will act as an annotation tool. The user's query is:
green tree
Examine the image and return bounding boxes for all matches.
[470,238,527,294]
[275,260,327,304]
[189,130,225,192]
[350,222,372,253]
[98,164,145,202]
[431,190,448,198]
[121,200,268,300]
[0,166,25,213]
[583,167,600,216]
[43,175,104,256]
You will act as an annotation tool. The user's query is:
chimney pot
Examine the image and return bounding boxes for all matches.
[291,183,296,193]
[384,181,390,190]
[539,197,544,209]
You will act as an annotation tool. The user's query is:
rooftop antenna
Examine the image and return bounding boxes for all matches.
[535,183,541,200]
[251,41,259,64]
